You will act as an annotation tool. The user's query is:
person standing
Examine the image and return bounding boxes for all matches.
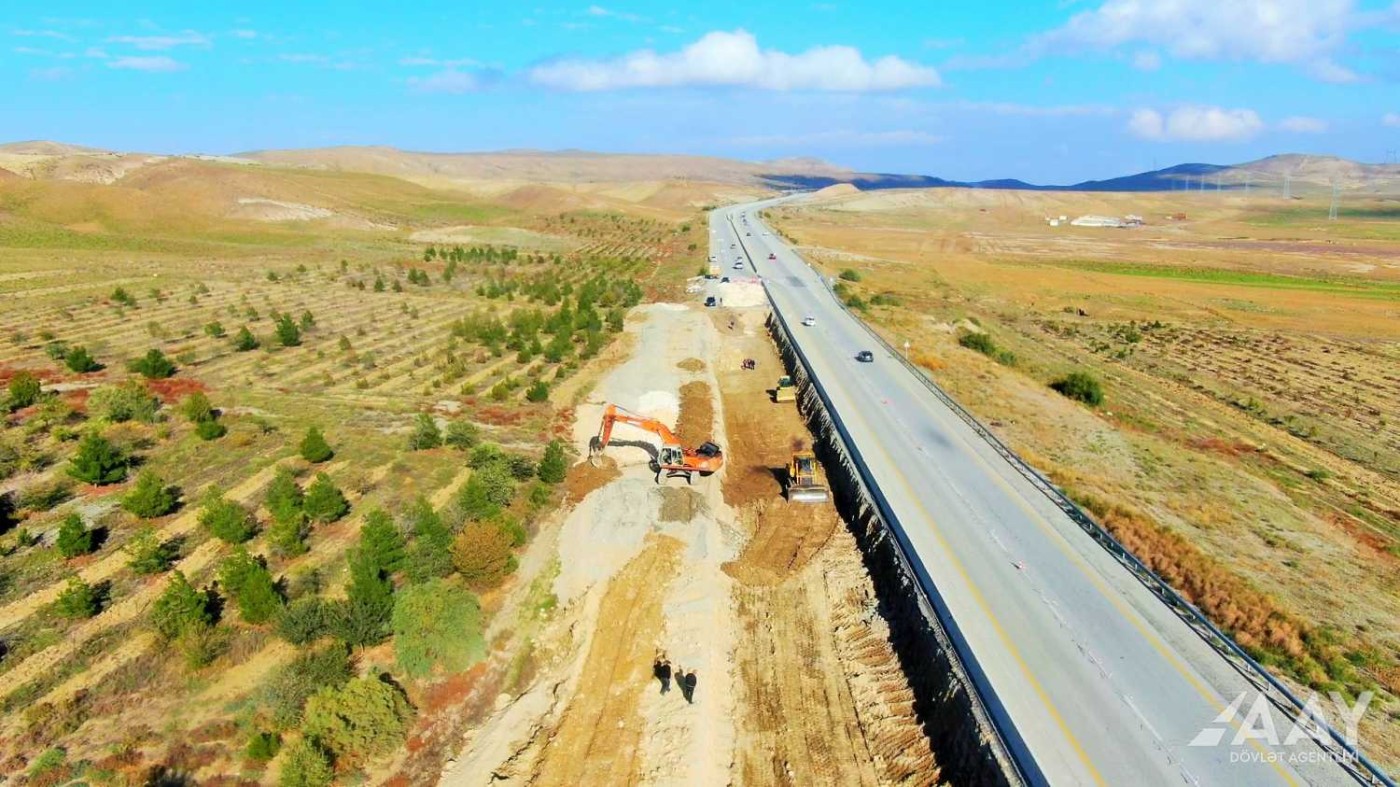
[681,670,697,704]
[654,656,672,695]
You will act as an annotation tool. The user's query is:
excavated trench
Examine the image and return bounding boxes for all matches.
[767,313,1014,787]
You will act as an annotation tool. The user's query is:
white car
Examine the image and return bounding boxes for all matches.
[802,316,816,326]
[733,262,744,269]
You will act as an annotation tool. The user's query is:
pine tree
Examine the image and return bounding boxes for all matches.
[275,314,302,347]
[219,548,283,624]
[6,371,41,411]
[233,325,259,351]
[405,498,454,583]
[151,570,213,640]
[55,512,95,558]
[303,473,348,523]
[68,432,128,485]
[299,427,333,463]
[265,468,304,522]
[129,348,176,379]
[198,489,256,543]
[122,470,178,518]
[268,511,310,557]
[537,439,568,484]
[65,345,101,373]
[125,525,177,574]
[407,413,442,450]
[359,509,406,576]
[54,576,99,619]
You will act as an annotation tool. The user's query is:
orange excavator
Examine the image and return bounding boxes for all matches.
[589,403,723,484]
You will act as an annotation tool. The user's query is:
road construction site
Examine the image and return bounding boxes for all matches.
[442,292,937,784]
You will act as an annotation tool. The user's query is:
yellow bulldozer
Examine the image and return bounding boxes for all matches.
[786,451,830,503]
[774,375,796,403]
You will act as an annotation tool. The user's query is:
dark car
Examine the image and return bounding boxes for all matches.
[720,276,730,283]
[704,296,717,307]
[856,350,874,363]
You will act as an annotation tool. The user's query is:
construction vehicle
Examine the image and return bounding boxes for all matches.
[774,375,796,403]
[589,403,723,484]
[786,452,830,503]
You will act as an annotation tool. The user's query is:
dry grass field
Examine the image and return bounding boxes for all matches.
[0,150,715,784]
[768,186,1400,768]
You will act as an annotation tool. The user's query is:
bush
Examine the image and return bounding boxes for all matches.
[245,731,281,762]
[957,330,997,356]
[299,427,333,463]
[452,521,514,588]
[151,570,213,640]
[17,478,72,512]
[262,645,353,729]
[122,470,178,518]
[180,392,215,423]
[839,268,862,282]
[537,440,568,484]
[341,549,393,645]
[301,674,413,764]
[268,512,310,558]
[457,465,514,522]
[56,512,95,558]
[505,453,535,480]
[468,442,504,469]
[392,579,485,678]
[204,321,226,338]
[124,525,177,574]
[303,473,348,524]
[199,490,257,543]
[332,597,392,648]
[407,413,442,450]
[1050,371,1104,406]
[7,371,41,411]
[265,468,304,523]
[88,381,160,423]
[444,420,479,450]
[111,286,137,307]
[195,419,228,440]
[129,348,176,379]
[525,380,549,403]
[54,576,99,619]
[64,345,101,373]
[233,326,259,352]
[277,596,335,645]
[275,315,302,347]
[68,432,128,485]
[278,739,333,787]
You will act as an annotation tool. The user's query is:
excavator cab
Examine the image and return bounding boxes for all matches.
[786,452,830,503]
[591,403,725,484]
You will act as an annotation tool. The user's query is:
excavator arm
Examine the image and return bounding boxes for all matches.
[590,403,724,482]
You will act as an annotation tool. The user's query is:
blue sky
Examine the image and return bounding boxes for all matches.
[3,0,1399,182]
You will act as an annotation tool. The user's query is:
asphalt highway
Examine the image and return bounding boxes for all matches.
[709,200,1357,787]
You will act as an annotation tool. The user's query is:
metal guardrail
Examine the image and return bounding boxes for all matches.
[727,212,1030,786]
[800,255,1395,787]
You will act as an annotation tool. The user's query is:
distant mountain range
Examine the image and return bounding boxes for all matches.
[2,141,1396,195]
[764,155,1400,194]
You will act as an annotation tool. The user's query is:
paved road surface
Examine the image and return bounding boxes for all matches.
[708,202,1359,786]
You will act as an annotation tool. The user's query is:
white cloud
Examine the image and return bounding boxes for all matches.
[399,56,481,68]
[107,55,185,72]
[587,5,644,22]
[279,53,328,64]
[29,65,74,81]
[408,68,484,94]
[1128,106,1263,141]
[231,29,258,40]
[1132,50,1161,70]
[528,29,939,92]
[730,129,942,147]
[1279,115,1328,133]
[108,31,210,50]
[13,29,76,42]
[958,100,1116,117]
[1383,113,1400,128]
[1037,0,1370,80]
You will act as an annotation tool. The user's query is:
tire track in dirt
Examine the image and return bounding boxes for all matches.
[531,534,683,786]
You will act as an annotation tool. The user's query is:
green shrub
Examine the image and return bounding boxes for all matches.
[407,413,442,450]
[303,473,348,524]
[1050,371,1104,406]
[537,440,568,484]
[122,470,178,518]
[124,525,177,574]
[392,579,485,678]
[151,570,213,640]
[204,321,226,338]
[277,596,334,645]
[262,645,352,729]
[54,576,99,619]
[88,381,159,423]
[332,597,392,648]
[342,549,393,643]
[55,512,95,558]
[233,326,259,352]
[6,371,42,412]
[504,453,535,480]
[405,499,454,583]
[457,464,514,522]
[129,348,176,379]
[219,548,283,624]
[299,427,333,463]
[64,345,101,373]
[279,739,334,787]
[17,478,72,512]
[179,392,215,423]
[444,420,479,450]
[957,330,997,356]
[525,380,549,403]
[245,731,281,762]
[452,521,514,589]
[838,269,862,282]
[468,442,504,469]
[199,490,257,543]
[268,512,310,558]
[111,286,137,307]
[275,315,302,347]
[68,432,128,485]
[301,674,413,764]
[360,509,406,576]
[195,419,228,440]
[265,468,304,522]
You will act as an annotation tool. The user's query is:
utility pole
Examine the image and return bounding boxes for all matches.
[1284,174,1292,200]
[1245,173,1251,197]
[1329,180,1339,221]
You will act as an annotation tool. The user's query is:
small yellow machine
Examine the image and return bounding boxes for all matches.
[786,452,830,503]
[774,375,796,403]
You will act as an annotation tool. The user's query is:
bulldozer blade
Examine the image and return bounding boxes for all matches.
[788,487,830,504]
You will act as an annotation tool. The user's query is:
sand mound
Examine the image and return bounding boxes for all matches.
[230,197,334,222]
[813,183,860,199]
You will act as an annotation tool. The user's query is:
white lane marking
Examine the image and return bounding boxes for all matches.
[1124,695,1165,743]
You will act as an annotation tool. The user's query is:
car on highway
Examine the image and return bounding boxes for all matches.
[802,316,816,326]
[768,253,776,260]
[704,296,716,307]
[855,350,874,363]
[720,276,729,283]
[733,262,744,269]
